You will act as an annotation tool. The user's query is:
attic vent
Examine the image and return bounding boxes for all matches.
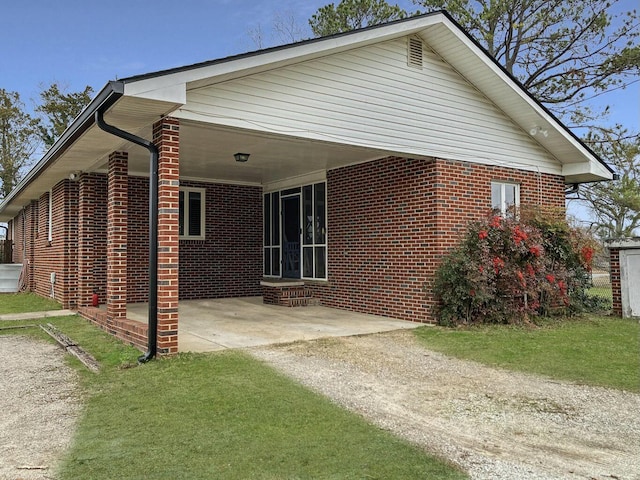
[408,37,423,69]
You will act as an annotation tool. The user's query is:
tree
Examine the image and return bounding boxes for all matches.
[413,0,639,118]
[36,83,93,150]
[576,128,640,238]
[309,0,409,37]
[0,89,39,199]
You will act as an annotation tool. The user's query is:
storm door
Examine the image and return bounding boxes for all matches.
[281,194,301,278]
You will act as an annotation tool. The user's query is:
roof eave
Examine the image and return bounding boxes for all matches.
[0,81,124,221]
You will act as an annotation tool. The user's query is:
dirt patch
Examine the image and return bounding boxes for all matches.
[0,336,80,480]
[251,330,640,480]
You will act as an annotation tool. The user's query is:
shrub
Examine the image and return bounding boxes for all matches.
[433,209,596,326]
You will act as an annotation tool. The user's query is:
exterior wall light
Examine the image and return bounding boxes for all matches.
[234,153,250,162]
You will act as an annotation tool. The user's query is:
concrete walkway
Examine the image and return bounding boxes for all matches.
[125,297,422,352]
[0,299,423,353]
[0,309,74,321]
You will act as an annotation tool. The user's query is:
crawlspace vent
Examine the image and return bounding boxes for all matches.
[408,37,423,69]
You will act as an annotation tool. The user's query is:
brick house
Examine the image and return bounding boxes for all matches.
[0,12,613,355]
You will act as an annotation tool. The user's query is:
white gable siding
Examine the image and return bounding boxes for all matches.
[176,37,561,175]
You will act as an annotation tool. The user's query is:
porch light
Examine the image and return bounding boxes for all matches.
[234,152,250,162]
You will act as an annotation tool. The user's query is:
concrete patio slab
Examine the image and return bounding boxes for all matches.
[125,297,422,352]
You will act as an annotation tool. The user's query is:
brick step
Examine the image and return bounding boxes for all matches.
[261,282,318,308]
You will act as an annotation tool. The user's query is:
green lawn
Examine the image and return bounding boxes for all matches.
[414,316,639,392]
[1,310,465,480]
[0,292,61,314]
[587,286,613,299]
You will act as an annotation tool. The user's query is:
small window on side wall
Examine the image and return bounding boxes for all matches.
[491,181,520,217]
[179,187,206,240]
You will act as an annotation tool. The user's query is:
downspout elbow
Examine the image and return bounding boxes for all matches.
[95,106,159,363]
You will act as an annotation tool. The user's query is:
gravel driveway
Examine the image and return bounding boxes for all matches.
[0,336,80,480]
[251,329,640,480]
[2,330,638,480]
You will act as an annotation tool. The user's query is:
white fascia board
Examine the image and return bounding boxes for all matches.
[121,15,443,96]
[563,159,614,182]
[123,81,186,104]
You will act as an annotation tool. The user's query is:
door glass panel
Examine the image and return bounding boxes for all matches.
[271,192,280,245]
[303,247,313,277]
[282,196,301,278]
[315,246,326,279]
[272,248,280,276]
[263,194,270,246]
[303,185,313,245]
[264,248,271,276]
[314,183,326,244]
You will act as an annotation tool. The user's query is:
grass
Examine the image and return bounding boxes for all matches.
[0,296,465,480]
[413,316,639,392]
[0,291,62,314]
[57,351,465,480]
[587,286,613,299]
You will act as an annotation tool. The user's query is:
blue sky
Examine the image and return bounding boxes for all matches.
[1,0,638,228]
[1,0,637,134]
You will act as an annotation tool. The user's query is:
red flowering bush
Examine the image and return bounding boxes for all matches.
[433,209,595,326]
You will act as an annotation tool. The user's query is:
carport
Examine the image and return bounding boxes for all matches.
[123,297,420,352]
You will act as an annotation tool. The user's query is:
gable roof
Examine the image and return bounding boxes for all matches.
[0,11,613,221]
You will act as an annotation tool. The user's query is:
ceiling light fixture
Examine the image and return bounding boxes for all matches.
[234,152,250,163]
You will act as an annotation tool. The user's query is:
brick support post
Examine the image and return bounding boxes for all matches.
[78,174,98,306]
[153,118,180,354]
[107,152,128,320]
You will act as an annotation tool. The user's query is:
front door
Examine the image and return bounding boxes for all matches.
[282,196,301,278]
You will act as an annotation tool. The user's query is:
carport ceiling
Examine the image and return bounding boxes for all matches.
[112,120,394,185]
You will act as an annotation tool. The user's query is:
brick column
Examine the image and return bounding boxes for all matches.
[153,118,180,354]
[107,152,128,320]
[609,248,622,317]
[78,174,98,306]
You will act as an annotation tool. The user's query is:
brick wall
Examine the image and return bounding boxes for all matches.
[127,176,150,303]
[126,178,263,302]
[179,180,263,299]
[609,248,622,316]
[309,156,565,323]
[77,173,108,306]
[28,181,79,308]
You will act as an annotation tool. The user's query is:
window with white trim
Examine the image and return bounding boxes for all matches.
[179,187,206,239]
[491,181,520,217]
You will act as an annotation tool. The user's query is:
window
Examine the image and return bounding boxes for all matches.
[179,187,206,239]
[491,181,520,217]
[263,191,280,277]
